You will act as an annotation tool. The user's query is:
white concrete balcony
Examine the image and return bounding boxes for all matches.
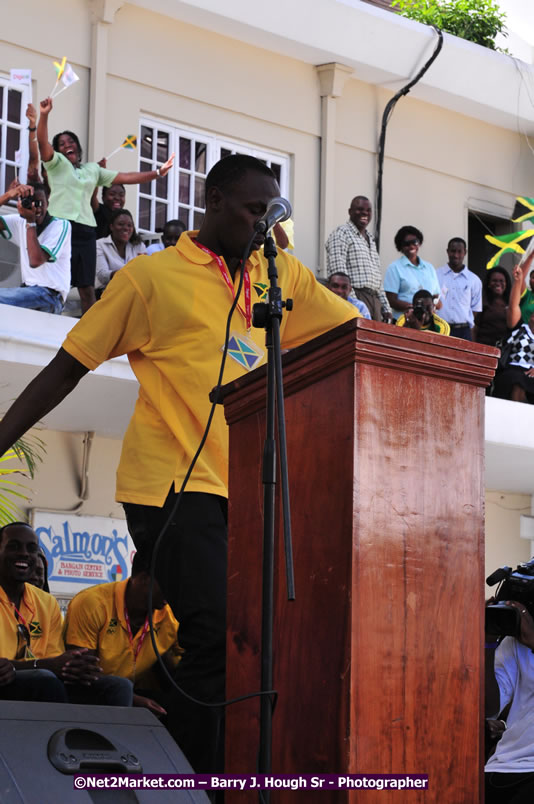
[0,304,137,438]
[1,304,532,494]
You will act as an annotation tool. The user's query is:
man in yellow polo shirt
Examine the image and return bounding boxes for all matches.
[64,551,180,717]
[0,154,358,771]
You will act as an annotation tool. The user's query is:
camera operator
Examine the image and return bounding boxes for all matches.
[396,288,450,335]
[0,181,71,314]
[485,599,534,803]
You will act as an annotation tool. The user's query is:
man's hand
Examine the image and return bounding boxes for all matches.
[97,157,107,168]
[39,97,53,116]
[486,718,506,741]
[133,693,167,718]
[0,658,15,687]
[17,198,37,223]
[1,184,33,204]
[46,649,102,685]
[403,307,422,330]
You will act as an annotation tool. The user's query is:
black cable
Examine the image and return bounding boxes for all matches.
[145,230,277,714]
[374,26,444,250]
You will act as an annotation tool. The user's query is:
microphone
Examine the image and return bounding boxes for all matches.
[254,197,292,234]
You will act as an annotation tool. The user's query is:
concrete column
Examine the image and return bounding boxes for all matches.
[316,63,352,276]
[88,0,124,161]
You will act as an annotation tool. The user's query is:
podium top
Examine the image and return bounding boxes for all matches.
[221,318,499,423]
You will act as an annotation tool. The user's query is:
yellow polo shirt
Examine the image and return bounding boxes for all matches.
[62,232,358,506]
[64,580,180,686]
[0,584,64,661]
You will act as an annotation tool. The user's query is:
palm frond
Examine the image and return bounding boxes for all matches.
[0,429,46,524]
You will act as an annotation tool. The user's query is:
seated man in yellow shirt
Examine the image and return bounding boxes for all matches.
[396,289,450,335]
[64,551,180,720]
[0,521,132,705]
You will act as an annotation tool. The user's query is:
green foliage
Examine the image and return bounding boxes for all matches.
[391,0,508,51]
[0,433,45,525]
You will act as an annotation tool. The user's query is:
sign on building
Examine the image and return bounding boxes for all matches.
[31,512,135,597]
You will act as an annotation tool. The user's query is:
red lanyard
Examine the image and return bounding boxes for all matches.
[123,607,150,670]
[194,241,251,330]
[12,601,34,629]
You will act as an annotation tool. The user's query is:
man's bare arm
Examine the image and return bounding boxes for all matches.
[0,348,89,457]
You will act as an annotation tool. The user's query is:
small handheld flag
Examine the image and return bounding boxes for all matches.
[485,230,534,270]
[512,197,534,226]
[519,234,534,267]
[105,135,138,161]
[49,56,66,97]
[51,63,80,99]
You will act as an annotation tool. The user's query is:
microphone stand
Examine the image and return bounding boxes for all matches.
[252,232,295,801]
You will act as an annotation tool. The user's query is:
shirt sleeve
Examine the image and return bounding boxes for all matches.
[95,240,113,287]
[325,229,349,278]
[494,637,518,712]
[383,263,400,294]
[472,276,483,313]
[62,259,152,370]
[43,150,67,175]
[0,214,22,246]
[428,265,441,296]
[64,593,101,651]
[96,165,119,188]
[280,256,359,350]
[39,218,71,263]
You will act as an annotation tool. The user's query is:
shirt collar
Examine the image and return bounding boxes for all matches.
[179,231,262,275]
[400,254,423,269]
[444,264,467,275]
[347,220,370,239]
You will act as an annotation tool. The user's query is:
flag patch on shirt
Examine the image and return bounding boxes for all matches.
[107,618,118,634]
[29,621,42,637]
[253,282,268,300]
[226,333,264,371]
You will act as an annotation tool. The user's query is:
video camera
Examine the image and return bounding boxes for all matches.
[485,557,534,637]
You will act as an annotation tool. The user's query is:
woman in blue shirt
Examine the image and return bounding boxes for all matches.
[384,225,440,320]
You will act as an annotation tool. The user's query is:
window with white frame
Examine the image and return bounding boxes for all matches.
[0,78,30,195]
[138,120,290,234]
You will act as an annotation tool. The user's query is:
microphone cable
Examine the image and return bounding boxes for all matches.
[146,229,277,715]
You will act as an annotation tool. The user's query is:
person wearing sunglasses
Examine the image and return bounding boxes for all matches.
[384,225,441,321]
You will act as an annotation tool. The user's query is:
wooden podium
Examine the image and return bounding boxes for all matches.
[221,318,497,803]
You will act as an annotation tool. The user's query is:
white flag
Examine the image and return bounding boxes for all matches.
[10,69,32,85]
[61,64,80,88]
[14,150,22,166]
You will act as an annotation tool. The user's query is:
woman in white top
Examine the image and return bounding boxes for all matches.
[95,209,146,296]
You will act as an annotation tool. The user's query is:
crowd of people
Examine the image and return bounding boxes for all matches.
[0,100,178,315]
[325,194,534,405]
[0,520,183,745]
[1,97,534,793]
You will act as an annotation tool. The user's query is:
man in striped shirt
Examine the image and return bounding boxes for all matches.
[325,195,391,322]
[0,181,71,314]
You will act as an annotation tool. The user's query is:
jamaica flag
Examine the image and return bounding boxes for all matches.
[512,197,534,226]
[484,230,534,269]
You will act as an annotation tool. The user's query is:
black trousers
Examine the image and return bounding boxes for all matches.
[486,772,534,803]
[123,490,227,774]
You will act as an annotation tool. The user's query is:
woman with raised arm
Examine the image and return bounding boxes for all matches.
[37,97,174,315]
[506,246,534,331]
